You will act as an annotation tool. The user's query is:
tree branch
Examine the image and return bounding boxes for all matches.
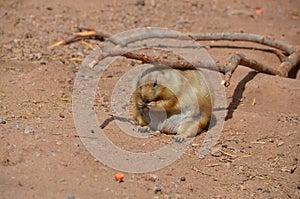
[189,33,295,55]
[48,27,300,86]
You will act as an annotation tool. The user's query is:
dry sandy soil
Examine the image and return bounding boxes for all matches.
[1,0,300,198]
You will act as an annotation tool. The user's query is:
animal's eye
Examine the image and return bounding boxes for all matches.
[153,80,158,88]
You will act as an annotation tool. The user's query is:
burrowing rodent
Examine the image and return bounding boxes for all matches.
[132,65,212,142]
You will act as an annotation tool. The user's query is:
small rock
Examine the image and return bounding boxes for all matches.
[277,141,284,147]
[50,150,56,156]
[59,113,65,118]
[239,184,246,190]
[0,118,6,124]
[175,194,182,199]
[211,150,222,157]
[59,178,66,182]
[150,0,156,7]
[135,0,145,6]
[211,147,222,157]
[129,61,135,66]
[164,194,172,199]
[15,124,20,130]
[268,139,274,143]
[176,19,189,24]
[24,126,35,134]
[277,153,284,157]
[35,152,41,158]
[35,53,42,60]
[60,162,68,167]
[148,174,158,182]
[262,189,271,193]
[66,195,75,199]
[179,176,186,181]
[297,185,300,189]
[291,165,297,173]
[154,185,162,194]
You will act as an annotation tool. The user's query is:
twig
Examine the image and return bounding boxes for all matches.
[192,166,213,176]
[48,27,111,49]
[222,53,280,86]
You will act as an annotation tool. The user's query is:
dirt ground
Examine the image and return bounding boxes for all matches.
[1,0,300,198]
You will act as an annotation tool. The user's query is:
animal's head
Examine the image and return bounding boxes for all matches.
[135,67,171,108]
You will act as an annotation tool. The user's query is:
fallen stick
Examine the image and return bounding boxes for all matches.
[48,27,300,86]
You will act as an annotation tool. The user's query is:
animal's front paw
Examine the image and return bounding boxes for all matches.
[146,101,157,109]
[171,135,186,143]
[138,126,152,133]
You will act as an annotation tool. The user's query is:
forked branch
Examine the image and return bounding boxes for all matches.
[49,27,300,86]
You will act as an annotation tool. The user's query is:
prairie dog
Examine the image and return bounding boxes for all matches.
[132,65,212,142]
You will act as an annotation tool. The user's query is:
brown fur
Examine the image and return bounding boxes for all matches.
[132,65,212,142]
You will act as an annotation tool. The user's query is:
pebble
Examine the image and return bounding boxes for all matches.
[211,150,222,157]
[147,174,158,182]
[175,194,182,199]
[129,61,135,66]
[24,126,35,134]
[154,184,162,194]
[150,0,156,7]
[66,195,75,199]
[135,0,145,6]
[176,19,189,24]
[60,162,68,167]
[0,118,6,124]
[179,176,186,181]
[59,178,66,182]
[277,141,284,147]
[164,195,172,199]
[211,147,222,157]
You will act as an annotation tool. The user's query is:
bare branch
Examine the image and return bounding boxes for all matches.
[189,33,295,55]
[48,28,111,49]
[48,27,300,86]
[49,27,295,54]
[278,46,300,76]
[123,50,196,69]
[222,53,280,86]
[123,50,282,87]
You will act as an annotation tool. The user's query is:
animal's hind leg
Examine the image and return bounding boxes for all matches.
[172,116,208,143]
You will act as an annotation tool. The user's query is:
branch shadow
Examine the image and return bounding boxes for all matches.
[100,115,135,129]
[225,71,258,121]
[288,63,300,78]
